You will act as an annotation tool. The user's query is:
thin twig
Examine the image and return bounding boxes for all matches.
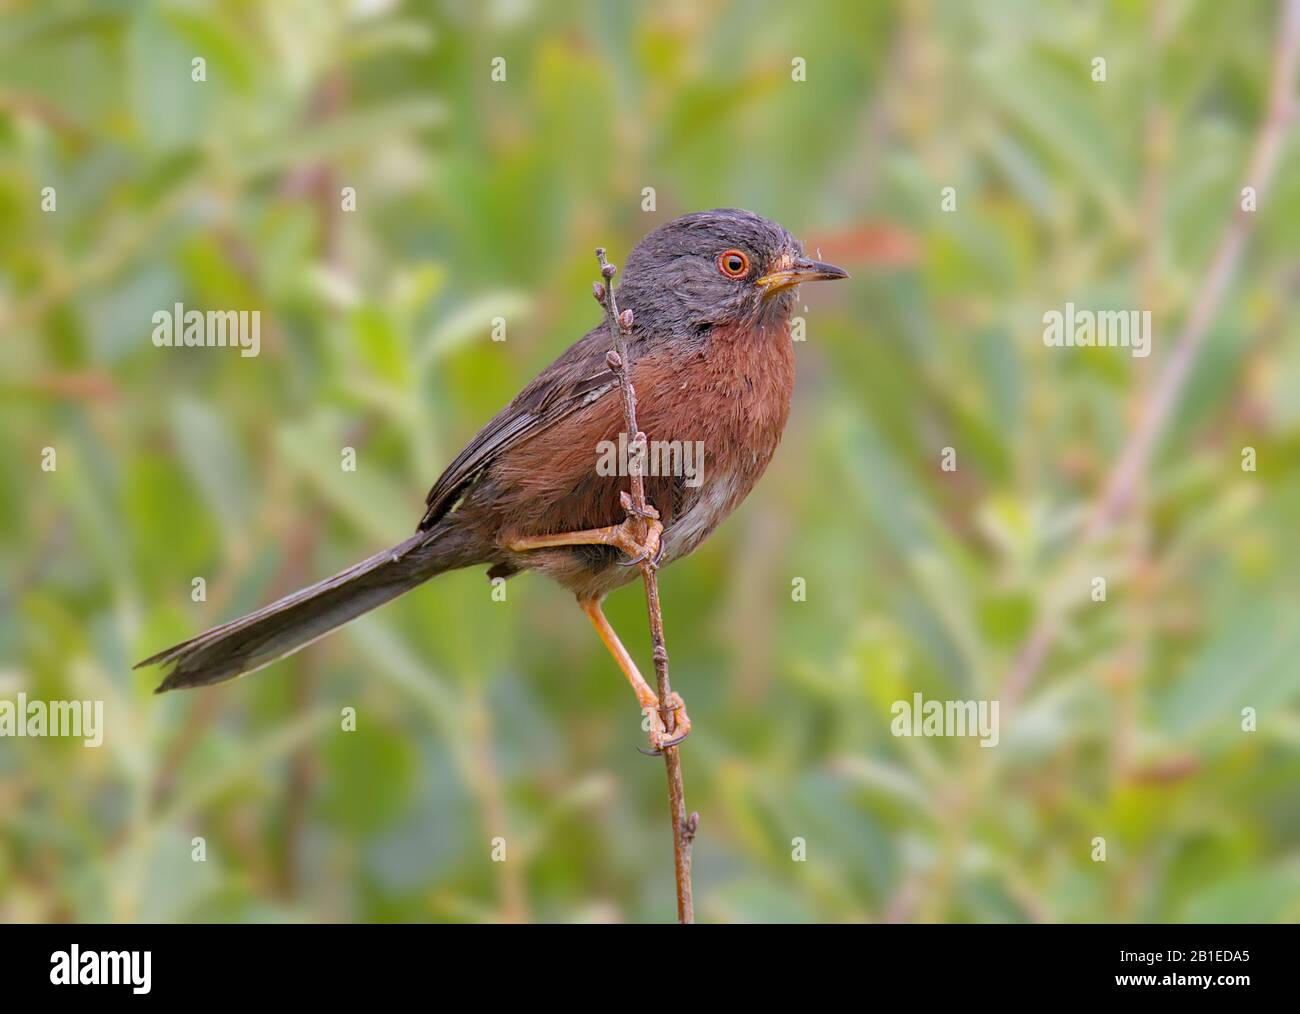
[593,247,699,924]
[1004,0,1300,708]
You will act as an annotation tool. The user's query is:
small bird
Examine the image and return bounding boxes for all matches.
[137,209,848,752]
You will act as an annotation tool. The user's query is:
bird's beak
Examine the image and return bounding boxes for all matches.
[756,255,850,294]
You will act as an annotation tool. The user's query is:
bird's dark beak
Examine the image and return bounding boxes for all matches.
[756,255,850,294]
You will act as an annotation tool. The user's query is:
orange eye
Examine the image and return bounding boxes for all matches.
[717,249,749,278]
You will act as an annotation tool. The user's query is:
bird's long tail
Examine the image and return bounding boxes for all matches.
[137,529,471,693]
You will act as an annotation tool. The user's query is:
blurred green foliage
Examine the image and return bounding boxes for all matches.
[1,0,1298,923]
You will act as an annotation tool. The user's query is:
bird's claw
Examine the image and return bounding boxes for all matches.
[613,516,665,569]
[637,691,691,755]
[617,537,667,569]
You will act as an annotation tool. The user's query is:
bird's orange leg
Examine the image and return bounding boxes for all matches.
[507,517,684,749]
[506,514,664,568]
[577,597,690,753]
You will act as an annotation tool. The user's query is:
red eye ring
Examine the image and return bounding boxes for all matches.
[717,249,749,278]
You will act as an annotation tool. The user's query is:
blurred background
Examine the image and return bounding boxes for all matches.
[2,0,1299,923]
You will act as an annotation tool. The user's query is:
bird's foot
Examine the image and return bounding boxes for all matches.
[506,507,664,568]
[638,691,691,755]
[612,514,665,569]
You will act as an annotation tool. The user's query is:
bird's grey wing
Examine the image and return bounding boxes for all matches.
[417,325,620,530]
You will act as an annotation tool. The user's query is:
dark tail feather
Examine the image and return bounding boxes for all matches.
[138,530,469,693]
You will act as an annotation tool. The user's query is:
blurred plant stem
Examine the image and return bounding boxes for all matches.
[1004,0,1300,709]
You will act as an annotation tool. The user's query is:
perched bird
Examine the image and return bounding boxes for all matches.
[137,209,848,752]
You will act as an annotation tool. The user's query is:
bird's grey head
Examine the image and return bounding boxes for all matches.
[615,209,848,341]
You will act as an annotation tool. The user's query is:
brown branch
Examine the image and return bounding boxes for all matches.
[1003,0,1300,709]
[593,248,699,924]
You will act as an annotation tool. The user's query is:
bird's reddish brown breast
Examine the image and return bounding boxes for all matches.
[482,318,794,588]
[637,317,795,561]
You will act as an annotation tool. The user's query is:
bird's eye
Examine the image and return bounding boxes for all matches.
[717,249,749,279]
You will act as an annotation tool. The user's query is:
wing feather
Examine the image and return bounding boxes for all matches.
[417,325,622,530]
